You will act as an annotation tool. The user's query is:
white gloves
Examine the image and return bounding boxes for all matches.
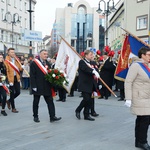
[99,85,102,89]
[33,88,37,92]
[124,100,131,107]
[0,83,2,86]
[9,83,13,86]
[22,65,25,69]
[92,69,100,79]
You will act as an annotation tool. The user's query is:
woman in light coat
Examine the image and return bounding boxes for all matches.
[125,47,150,150]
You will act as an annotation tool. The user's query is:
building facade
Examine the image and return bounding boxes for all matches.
[52,0,104,54]
[108,0,150,52]
[0,0,36,56]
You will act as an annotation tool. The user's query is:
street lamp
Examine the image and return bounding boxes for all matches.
[3,12,20,48]
[96,0,116,45]
[27,0,34,57]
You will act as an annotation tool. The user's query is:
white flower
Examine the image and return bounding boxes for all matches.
[60,70,64,73]
[1,75,6,81]
[52,74,56,78]
[63,73,67,78]
[63,81,66,85]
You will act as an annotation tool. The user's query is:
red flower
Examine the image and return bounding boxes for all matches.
[60,73,64,77]
[80,52,84,57]
[99,56,104,61]
[48,69,52,73]
[105,46,110,53]
[55,76,59,80]
[96,50,101,55]
[54,69,58,74]
[118,50,121,55]
[108,51,115,57]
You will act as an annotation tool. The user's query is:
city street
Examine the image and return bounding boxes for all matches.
[0,90,144,150]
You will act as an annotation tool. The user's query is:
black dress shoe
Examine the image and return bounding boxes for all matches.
[68,95,74,97]
[1,111,7,116]
[62,99,66,102]
[56,99,62,102]
[84,116,95,121]
[34,117,40,123]
[105,97,108,100]
[50,116,62,122]
[118,98,124,101]
[135,142,150,150]
[91,113,99,117]
[75,111,81,119]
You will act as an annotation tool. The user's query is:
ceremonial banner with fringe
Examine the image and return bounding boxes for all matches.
[55,37,81,93]
[115,29,150,81]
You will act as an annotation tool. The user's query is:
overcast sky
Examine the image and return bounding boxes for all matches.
[34,0,119,37]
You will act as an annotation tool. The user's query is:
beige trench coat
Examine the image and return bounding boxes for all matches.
[125,60,150,115]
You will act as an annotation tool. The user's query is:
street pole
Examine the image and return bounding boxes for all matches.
[27,0,34,57]
[12,22,14,48]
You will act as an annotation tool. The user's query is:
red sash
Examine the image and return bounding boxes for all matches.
[33,59,47,75]
[33,59,56,97]
[2,84,10,94]
[5,59,20,75]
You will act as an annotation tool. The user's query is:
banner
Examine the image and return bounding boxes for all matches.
[115,33,149,81]
[55,37,81,93]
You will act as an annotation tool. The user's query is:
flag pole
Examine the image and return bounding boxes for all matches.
[59,35,117,98]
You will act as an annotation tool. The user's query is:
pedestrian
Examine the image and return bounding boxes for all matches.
[0,53,8,116]
[22,59,30,89]
[5,48,23,113]
[125,47,150,150]
[75,50,100,121]
[30,49,61,123]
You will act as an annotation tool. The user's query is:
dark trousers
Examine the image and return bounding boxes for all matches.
[135,115,150,144]
[120,89,125,100]
[33,95,55,118]
[0,87,7,109]
[58,88,66,100]
[9,76,20,109]
[76,92,92,117]
[101,86,110,98]
[90,98,96,114]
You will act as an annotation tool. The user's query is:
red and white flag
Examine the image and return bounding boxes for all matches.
[55,37,81,93]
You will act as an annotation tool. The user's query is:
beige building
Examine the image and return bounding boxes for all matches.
[53,0,104,53]
[0,0,36,56]
[108,0,150,51]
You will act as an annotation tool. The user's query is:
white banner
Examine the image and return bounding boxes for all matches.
[55,38,81,93]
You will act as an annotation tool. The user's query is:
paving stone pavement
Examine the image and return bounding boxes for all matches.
[0,90,148,150]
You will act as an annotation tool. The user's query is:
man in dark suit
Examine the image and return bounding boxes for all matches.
[100,52,116,99]
[30,49,61,123]
[75,50,100,121]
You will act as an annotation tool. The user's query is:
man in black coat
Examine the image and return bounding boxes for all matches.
[75,50,100,121]
[30,49,61,123]
[100,53,116,99]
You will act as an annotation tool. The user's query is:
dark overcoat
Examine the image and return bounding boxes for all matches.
[30,58,52,96]
[100,57,116,87]
[78,59,97,93]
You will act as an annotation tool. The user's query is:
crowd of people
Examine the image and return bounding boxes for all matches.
[0,46,150,150]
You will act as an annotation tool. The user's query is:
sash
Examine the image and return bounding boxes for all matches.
[2,84,10,94]
[137,62,150,78]
[5,59,20,75]
[83,60,98,82]
[33,59,47,75]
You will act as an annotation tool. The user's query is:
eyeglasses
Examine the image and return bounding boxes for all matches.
[146,54,150,56]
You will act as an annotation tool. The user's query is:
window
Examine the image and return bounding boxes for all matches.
[14,0,17,8]
[1,0,4,2]
[19,0,22,10]
[25,18,27,28]
[137,15,148,30]
[20,16,22,27]
[137,0,147,2]
[24,2,27,12]
[1,9,4,21]
[8,0,11,5]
